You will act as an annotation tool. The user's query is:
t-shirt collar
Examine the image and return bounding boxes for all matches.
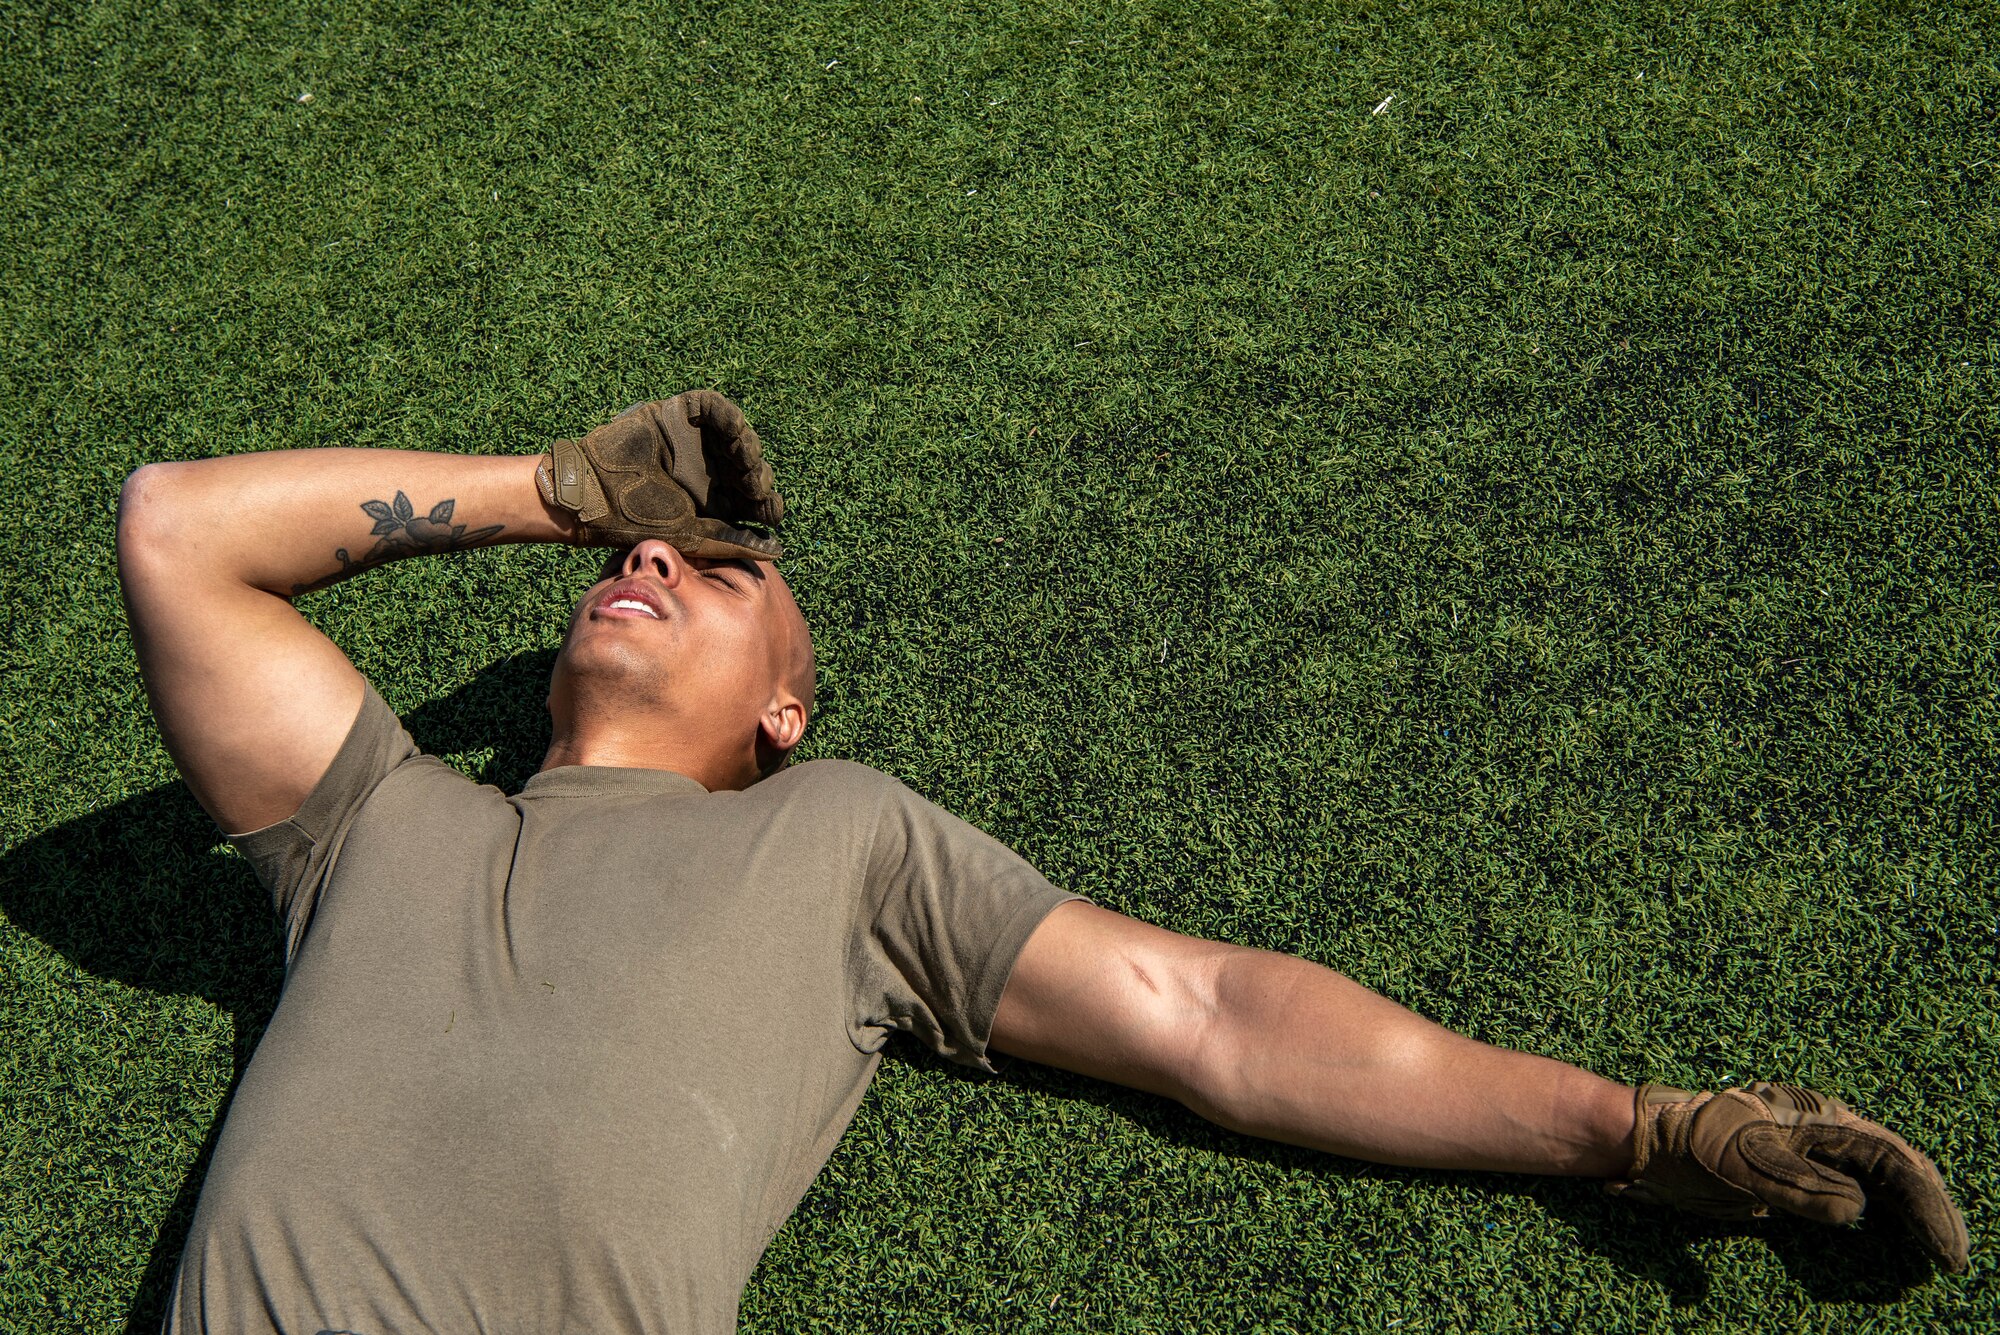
[517,765,710,800]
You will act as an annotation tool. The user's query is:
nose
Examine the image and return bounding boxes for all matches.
[621,539,685,587]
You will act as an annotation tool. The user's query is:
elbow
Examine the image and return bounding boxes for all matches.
[1179,1068,1262,1142]
[1166,948,1255,1130]
[116,462,196,573]
[1178,1036,1253,1133]
[1169,946,1309,1137]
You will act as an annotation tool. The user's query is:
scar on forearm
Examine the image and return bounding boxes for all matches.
[290,491,505,596]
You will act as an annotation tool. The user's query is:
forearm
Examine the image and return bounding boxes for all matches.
[120,449,573,598]
[1184,948,1634,1177]
[117,449,579,832]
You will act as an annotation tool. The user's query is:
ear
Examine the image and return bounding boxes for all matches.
[758,698,806,754]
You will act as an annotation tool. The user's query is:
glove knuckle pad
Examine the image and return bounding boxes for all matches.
[546,391,786,559]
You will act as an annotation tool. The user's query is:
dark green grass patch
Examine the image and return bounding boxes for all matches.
[3,0,1996,1329]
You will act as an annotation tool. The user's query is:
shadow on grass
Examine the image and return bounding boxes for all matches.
[0,650,556,1334]
[882,1037,1946,1307]
[1,642,1941,1327]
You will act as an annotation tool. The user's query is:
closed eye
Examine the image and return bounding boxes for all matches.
[702,560,762,592]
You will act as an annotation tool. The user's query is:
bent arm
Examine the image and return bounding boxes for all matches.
[118,449,573,834]
[991,902,1634,1176]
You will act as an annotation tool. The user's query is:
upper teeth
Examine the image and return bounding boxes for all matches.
[607,599,658,618]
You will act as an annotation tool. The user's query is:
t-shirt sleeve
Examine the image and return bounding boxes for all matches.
[847,775,1084,1072]
[228,683,420,962]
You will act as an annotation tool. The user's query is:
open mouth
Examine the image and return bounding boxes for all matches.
[602,598,659,618]
[594,580,666,620]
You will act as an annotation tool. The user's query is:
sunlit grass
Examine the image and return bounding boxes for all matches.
[2,0,1994,1328]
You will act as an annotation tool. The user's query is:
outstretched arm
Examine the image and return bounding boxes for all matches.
[990,902,1633,1175]
[991,903,1968,1270]
[117,450,572,835]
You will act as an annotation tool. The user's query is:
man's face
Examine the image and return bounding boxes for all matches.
[548,540,812,779]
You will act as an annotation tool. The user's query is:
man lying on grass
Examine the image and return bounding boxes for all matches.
[117,393,1968,1334]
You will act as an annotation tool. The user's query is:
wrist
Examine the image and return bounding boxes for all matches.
[526,452,585,544]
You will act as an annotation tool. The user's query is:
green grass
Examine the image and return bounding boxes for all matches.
[2,0,1996,1328]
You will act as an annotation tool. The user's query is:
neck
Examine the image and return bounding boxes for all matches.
[539,725,752,792]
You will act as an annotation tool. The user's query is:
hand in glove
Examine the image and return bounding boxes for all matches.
[1610,1081,1969,1273]
[537,390,785,561]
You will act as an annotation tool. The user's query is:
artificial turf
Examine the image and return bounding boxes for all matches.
[1,0,1995,1328]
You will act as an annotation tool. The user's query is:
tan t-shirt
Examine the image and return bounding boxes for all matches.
[166,685,1079,1335]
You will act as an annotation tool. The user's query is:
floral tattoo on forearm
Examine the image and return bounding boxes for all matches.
[291,491,505,595]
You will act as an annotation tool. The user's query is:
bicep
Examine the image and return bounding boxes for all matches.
[119,470,366,834]
[990,901,1233,1100]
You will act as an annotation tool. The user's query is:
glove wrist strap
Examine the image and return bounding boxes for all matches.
[536,440,612,534]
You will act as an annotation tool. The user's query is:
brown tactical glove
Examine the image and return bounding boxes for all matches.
[1609,1081,1969,1273]
[536,390,785,560]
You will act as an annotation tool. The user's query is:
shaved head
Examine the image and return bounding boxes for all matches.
[780,592,816,724]
[755,563,816,776]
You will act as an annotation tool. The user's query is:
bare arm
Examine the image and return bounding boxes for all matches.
[117,450,573,834]
[990,902,1634,1176]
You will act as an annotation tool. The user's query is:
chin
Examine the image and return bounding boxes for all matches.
[553,634,675,711]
